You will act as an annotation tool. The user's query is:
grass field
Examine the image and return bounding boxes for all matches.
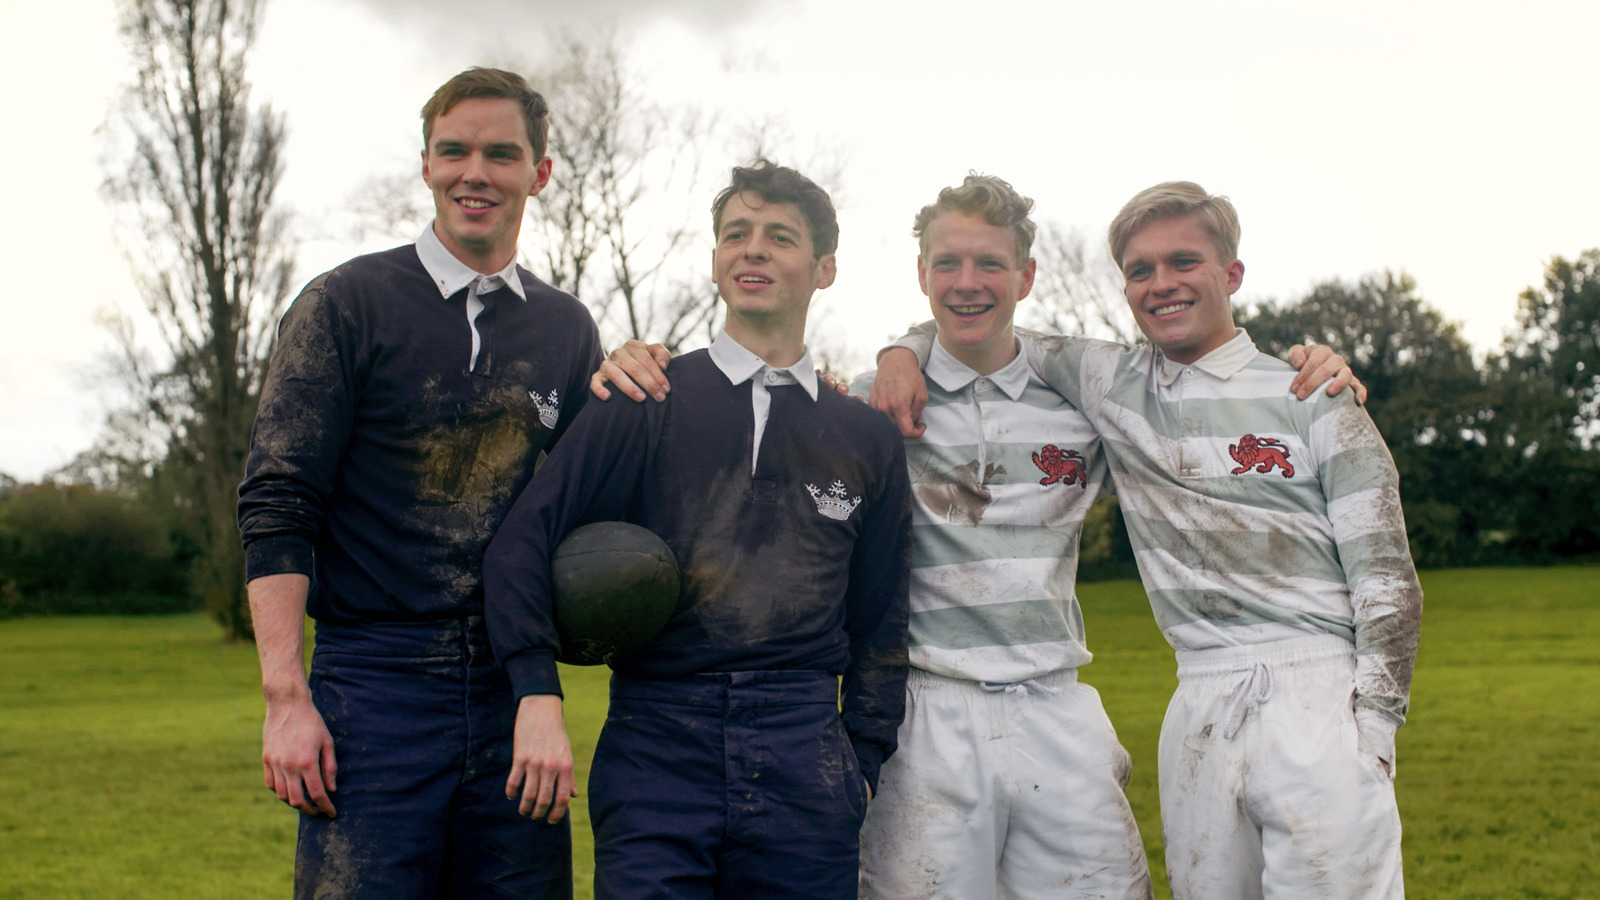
[1,565,1595,899]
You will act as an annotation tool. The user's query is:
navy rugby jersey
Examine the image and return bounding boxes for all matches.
[238,244,603,623]
[485,349,913,789]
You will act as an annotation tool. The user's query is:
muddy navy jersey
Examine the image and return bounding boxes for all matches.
[485,349,913,788]
[237,243,604,623]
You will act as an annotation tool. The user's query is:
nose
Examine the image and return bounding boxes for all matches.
[742,237,769,261]
[954,261,981,291]
[1151,264,1179,294]
[462,151,489,184]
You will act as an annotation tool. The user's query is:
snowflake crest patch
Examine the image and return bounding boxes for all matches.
[528,389,560,429]
[806,480,863,521]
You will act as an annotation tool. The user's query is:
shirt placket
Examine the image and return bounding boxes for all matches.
[1173,368,1204,480]
[970,376,993,474]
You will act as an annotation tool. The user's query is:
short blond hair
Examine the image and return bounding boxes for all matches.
[1108,181,1239,266]
[912,173,1036,261]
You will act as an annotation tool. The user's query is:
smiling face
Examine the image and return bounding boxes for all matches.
[918,211,1036,375]
[1119,213,1244,364]
[712,190,836,330]
[421,96,551,274]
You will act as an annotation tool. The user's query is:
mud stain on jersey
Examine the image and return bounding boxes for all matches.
[914,458,1003,526]
[1197,592,1243,621]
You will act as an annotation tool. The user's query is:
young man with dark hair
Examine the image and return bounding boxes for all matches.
[875,180,1421,899]
[484,160,913,900]
[238,67,601,898]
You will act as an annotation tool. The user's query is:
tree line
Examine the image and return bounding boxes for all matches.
[1241,257,1600,567]
[2,0,1593,637]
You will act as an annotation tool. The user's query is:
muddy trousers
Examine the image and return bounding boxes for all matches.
[296,617,572,900]
[589,670,868,900]
[1160,634,1403,900]
[858,668,1152,900]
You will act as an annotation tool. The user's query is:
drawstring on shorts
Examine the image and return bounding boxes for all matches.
[980,679,1060,697]
[1222,661,1274,740]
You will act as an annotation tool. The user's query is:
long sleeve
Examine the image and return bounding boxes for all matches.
[238,276,356,581]
[484,394,652,698]
[839,436,913,792]
[1314,396,1424,764]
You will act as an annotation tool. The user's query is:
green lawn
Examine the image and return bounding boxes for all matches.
[1,565,1595,899]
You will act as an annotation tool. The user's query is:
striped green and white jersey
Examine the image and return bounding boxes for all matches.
[894,325,1422,738]
[853,338,1108,684]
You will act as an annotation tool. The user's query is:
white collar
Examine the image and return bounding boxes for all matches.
[708,330,820,401]
[927,337,1031,401]
[414,223,527,302]
[1156,328,1257,386]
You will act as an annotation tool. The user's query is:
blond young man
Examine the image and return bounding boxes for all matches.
[876,181,1421,899]
[850,175,1152,899]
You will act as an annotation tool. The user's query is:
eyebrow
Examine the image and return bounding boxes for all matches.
[720,218,802,238]
[431,139,525,156]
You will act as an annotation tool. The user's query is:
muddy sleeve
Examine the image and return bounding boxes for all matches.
[238,280,358,581]
[1314,394,1423,763]
[484,395,652,699]
[839,433,914,794]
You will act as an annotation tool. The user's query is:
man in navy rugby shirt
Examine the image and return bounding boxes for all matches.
[484,161,912,900]
[238,68,602,898]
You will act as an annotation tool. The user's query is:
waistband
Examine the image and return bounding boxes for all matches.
[610,670,839,709]
[908,666,1079,695]
[313,615,489,659]
[1175,633,1353,680]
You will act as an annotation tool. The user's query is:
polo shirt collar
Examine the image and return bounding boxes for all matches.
[708,330,820,401]
[1156,327,1257,385]
[415,223,527,302]
[927,336,1030,401]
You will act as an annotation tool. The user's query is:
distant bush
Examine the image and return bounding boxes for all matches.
[0,482,194,617]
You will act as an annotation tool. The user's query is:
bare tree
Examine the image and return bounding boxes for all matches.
[99,0,295,641]
[1021,223,1137,344]
[526,30,721,353]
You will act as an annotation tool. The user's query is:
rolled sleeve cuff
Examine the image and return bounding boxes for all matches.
[244,536,315,582]
[504,648,563,700]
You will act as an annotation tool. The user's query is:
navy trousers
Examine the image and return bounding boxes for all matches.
[296,617,572,899]
[589,671,868,900]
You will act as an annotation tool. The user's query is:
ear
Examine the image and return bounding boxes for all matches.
[1017,257,1037,302]
[1226,258,1245,295]
[815,254,837,291]
[420,147,431,184]
[529,156,553,198]
[917,255,930,297]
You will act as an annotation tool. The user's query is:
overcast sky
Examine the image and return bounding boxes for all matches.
[3,0,1598,482]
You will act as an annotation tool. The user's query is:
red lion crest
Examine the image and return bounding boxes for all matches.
[1229,434,1295,478]
[1033,444,1088,488]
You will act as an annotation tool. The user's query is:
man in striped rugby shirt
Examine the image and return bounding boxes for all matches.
[874,180,1420,899]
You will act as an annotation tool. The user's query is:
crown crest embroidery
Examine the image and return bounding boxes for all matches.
[806,480,862,521]
[528,389,560,429]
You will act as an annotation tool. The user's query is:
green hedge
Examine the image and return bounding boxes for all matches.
[0,482,192,617]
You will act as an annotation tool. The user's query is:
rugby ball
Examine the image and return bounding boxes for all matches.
[551,522,679,666]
